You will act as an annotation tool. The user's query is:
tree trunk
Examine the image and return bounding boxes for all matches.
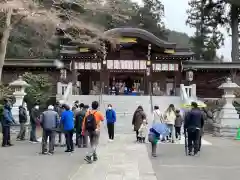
[0,9,12,82]
[231,5,239,62]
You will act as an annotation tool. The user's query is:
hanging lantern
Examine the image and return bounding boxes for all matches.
[186,70,194,81]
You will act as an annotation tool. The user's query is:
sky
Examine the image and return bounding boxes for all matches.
[132,0,232,61]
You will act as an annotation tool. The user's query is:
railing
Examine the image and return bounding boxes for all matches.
[57,82,72,103]
[180,84,197,103]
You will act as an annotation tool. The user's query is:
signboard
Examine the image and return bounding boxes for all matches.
[74,62,101,70]
[118,37,137,43]
[107,60,146,70]
[152,63,178,71]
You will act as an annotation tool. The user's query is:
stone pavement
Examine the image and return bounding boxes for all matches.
[70,131,156,180]
[1,126,240,180]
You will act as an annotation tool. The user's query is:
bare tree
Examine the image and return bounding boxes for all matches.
[0,0,127,82]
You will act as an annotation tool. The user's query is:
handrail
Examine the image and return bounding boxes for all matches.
[60,82,72,103]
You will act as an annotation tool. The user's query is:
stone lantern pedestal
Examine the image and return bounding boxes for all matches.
[9,76,30,124]
[213,78,240,137]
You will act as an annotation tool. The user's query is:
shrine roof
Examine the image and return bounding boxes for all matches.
[103,28,176,49]
[182,60,240,69]
[4,59,55,67]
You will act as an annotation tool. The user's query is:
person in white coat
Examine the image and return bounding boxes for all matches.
[152,106,164,124]
[164,104,176,143]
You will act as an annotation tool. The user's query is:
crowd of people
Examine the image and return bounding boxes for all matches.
[132,102,205,157]
[1,98,205,162]
[0,99,117,164]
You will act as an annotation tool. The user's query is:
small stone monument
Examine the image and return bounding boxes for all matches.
[9,76,30,124]
[213,77,240,137]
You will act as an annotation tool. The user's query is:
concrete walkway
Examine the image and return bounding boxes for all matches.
[70,131,157,180]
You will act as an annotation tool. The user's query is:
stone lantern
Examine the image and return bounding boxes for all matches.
[213,77,240,137]
[9,76,30,124]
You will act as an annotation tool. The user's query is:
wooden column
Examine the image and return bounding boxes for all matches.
[100,43,109,94]
[145,44,152,95]
[71,59,78,95]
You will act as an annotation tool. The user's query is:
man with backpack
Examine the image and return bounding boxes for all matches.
[82,101,104,163]
[75,103,87,147]
[105,104,116,141]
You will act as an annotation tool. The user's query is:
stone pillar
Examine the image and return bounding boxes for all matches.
[9,76,30,124]
[213,78,240,137]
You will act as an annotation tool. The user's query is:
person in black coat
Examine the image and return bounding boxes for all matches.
[17,105,28,140]
[184,102,204,156]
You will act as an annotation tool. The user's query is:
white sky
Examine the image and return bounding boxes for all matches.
[131,0,232,61]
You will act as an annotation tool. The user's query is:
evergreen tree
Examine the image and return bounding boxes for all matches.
[186,0,227,61]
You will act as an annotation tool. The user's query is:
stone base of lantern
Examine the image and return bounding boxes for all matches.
[213,107,240,137]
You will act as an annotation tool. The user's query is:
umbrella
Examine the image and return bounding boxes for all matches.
[181,100,207,108]
[150,122,170,138]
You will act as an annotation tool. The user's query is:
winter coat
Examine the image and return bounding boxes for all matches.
[30,108,40,124]
[75,109,86,133]
[152,109,164,124]
[164,110,176,125]
[40,110,59,130]
[174,114,183,127]
[132,108,146,131]
[106,109,116,124]
[1,105,14,127]
[19,107,27,123]
[184,108,204,130]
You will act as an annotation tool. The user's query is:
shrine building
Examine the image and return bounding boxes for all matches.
[2,28,240,99]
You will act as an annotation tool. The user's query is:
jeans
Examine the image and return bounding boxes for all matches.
[107,123,114,140]
[175,126,181,139]
[86,130,100,157]
[42,129,55,153]
[65,130,74,151]
[2,126,11,146]
[17,123,26,140]
[30,123,37,141]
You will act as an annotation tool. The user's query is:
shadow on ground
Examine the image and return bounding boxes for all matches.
[0,140,87,180]
[146,136,240,180]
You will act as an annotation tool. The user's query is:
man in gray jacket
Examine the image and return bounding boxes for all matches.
[40,105,59,155]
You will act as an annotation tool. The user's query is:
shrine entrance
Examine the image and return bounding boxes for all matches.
[109,72,145,95]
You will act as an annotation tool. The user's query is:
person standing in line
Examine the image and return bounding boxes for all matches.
[184,102,204,156]
[40,105,59,155]
[17,105,28,141]
[132,106,146,142]
[105,104,116,141]
[174,109,183,140]
[164,104,176,143]
[1,102,15,147]
[75,103,87,147]
[30,104,40,143]
[82,101,104,163]
[61,104,75,152]
[54,101,64,146]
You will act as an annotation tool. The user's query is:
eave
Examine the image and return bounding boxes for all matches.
[182,61,240,69]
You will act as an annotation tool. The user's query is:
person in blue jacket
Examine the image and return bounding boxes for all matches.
[61,104,74,152]
[105,104,116,141]
[1,102,15,147]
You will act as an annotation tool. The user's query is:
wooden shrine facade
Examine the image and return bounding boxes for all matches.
[59,28,195,95]
[3,28,240,98]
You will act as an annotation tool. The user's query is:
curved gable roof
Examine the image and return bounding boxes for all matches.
[104,28,176,49]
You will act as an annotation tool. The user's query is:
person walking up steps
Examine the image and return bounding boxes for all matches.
[164,104,176,143]
[105,104,116,141]
[138,119,148,143]
[82,101,104,163]
[132,106,146,142]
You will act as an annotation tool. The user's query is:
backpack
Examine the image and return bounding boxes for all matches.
[85,111,97,132]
